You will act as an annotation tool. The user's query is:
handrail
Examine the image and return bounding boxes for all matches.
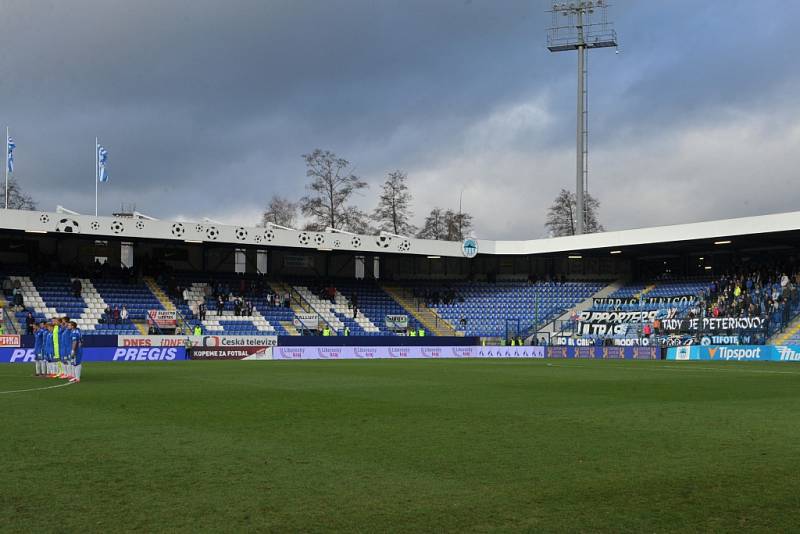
[286,284,338,335]
[3,307,18,335]
[391,285,472,335]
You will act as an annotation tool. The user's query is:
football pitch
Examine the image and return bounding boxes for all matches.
[2,359,800,533]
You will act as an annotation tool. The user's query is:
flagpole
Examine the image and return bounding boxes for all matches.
[95,137,98,216]
[5,127,8,210]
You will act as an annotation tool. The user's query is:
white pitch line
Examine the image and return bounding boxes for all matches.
[544,362,800,375]
[0,381,75,394]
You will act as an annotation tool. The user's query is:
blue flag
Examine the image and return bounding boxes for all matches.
[97,144,109,183]
[7,137,15,174]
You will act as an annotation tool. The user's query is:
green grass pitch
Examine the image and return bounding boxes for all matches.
[2,359,800,532]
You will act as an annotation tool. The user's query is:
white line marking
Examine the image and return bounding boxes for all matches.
[543,362,800,375]
[0,381,75,394]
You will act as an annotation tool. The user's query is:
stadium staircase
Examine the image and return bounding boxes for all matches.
[268,282,304,335]
[0,293,21,334]
[635,284,657,298]
[769,315,800,345]
[142,277,182,333]
[381,285,459,336]
[144,277,176,312]
[534,280,624,341]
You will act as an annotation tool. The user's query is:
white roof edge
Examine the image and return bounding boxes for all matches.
[0,208,798,258]
[481,210,800,255]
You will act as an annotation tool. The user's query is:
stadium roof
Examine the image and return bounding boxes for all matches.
[1,208,800,258]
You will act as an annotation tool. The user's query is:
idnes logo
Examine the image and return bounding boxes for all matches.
[113,348,179,361]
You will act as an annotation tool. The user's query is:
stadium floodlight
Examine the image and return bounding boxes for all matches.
[266,222,294,231]
[380,230,408,239]
[326,226,357,236]
[714,240,732,245]
[568,254,583,259]
[56,205,81,215]
[547,1,617,235]
[132,211,158,221]
[609,250,622,255]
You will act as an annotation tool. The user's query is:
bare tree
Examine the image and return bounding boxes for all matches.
[445,209,473,241]
[417,207,474,241]
[260,195,298,228]
[6,177,37,210]
[299,149,368,232]
[545,188,603,237]
[417,207,448,240]
[372,170,416,236]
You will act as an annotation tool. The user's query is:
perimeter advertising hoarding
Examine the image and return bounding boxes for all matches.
[118,335,277,348]
[0,335,21,347]
[0,345,660,363]
[0,347,187,363]
[273,346,546,360]
[271,346,660,361]
[667,345,800,362]
[188,347,273,360]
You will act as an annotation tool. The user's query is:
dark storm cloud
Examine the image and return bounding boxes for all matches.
[0,0,798,236]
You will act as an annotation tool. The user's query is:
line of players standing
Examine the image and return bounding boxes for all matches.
[31,317,83,383]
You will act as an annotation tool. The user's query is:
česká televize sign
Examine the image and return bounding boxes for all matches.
[117,335,277,347]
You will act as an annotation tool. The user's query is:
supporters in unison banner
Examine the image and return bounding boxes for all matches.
[592,296,695,307]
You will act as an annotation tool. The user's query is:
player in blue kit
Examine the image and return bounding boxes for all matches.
[60,316,72,379]
[67,320,83,383]
[33,321,46,377]
[44,322,55,377]
[51,318,62,378]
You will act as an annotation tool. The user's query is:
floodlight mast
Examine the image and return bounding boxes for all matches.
[547,1,617,235]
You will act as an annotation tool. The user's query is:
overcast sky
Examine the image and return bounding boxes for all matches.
[1,0,797,239]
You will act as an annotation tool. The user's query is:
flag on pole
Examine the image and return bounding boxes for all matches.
[97,144,109,183]
[7,136,15,174]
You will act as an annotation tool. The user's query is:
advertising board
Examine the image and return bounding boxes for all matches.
[667,345,800,362]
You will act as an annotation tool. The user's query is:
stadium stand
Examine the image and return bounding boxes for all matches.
[155,275,293,336]
[406,280,605,338]
[5,263,800,344]
[332,280,426,335]
[557,267,800,345]
[6,273,156,335]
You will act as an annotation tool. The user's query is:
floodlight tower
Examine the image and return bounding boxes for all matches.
[547,1,617,235]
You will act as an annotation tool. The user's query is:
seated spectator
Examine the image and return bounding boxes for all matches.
[72,278,82,298]
[25,312,35,335]
[112,305,120,325]
[120,305,129,323]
